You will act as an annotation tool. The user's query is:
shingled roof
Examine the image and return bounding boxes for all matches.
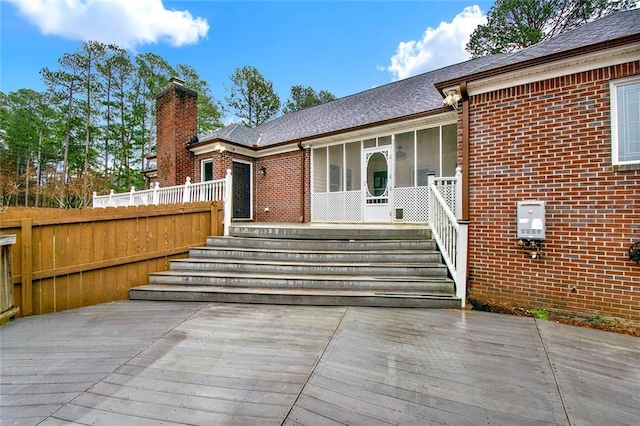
[197,8,640,150]
[437,8,640,87]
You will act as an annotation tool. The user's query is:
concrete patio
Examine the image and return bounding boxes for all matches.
[1,301,638,425]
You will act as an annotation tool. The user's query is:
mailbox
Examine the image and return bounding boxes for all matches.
[517,201,545,240]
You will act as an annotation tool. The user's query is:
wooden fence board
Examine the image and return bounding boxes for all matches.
[0,202,222,316]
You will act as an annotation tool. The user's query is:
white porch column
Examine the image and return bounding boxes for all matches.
[455,166,463,220]
[456,219,469,307]
[223,169,232,236]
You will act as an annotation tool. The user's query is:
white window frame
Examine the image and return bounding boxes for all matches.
[610,77,640,165]
[201,159,213,182]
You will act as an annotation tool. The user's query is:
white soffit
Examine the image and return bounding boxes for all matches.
[467,44,640,97]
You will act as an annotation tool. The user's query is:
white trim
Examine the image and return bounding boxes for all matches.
[231,158,254,220]
[201,158,213,182]
[459,44,640,97]
[302,112,457,150]
[190,112,458,158]
[190,141,256,158]
[610,75,640,166]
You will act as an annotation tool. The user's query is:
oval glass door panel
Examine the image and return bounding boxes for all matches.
[367,152,388,196]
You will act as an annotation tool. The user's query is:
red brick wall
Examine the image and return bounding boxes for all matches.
[466,62,640,323]
[255,150,305,223]
[304,148,311,222]
[194,150,307,223]
[193,152,235,182]
[156,82,197,187]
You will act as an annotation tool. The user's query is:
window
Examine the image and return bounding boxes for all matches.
[395,132,415,187]
[329,145,343,192]
[313,147,327,193]
[202,159,213,181]
[345,142,361,191]
[611,78,640,164]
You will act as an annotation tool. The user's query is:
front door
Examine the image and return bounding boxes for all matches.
[232,161,251,219]
[364,147,392,222]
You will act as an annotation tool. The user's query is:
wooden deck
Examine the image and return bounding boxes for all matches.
[1,302,638,425]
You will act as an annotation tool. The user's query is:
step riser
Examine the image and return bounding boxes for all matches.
[130,289,459,308]
[148,275,454,293]
[189,249,442,263]
[168,261,448,277]
[229,226,431,241]
[206,237,437,251]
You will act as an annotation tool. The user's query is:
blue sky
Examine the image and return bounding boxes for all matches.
[1,0,494,119]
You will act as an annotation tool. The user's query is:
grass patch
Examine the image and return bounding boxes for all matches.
[530,309,549,321]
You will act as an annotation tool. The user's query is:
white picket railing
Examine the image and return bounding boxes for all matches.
[93,169,233,236]
[428,167,468,306]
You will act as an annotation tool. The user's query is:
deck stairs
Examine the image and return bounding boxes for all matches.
[129,223,461,308]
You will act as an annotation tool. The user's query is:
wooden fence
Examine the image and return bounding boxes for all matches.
[0,202,224,317]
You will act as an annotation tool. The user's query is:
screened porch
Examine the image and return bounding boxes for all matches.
[310,123,457,223]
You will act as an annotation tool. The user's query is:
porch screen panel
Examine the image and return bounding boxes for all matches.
[378,135,391,146]
[442,124,457,176]
[329,145,343,192]
[345,142,361,191]
[395,132,415,187]
[417,127,440,182]
[313,147,327,193]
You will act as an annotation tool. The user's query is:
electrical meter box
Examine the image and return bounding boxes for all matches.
[517,201,546,240]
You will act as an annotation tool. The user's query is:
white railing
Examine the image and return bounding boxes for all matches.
[93,169,233,236]
[428,167,468,307]
[430,175,458,218]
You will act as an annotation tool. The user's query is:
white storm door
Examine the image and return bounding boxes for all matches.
[364,147,392,222]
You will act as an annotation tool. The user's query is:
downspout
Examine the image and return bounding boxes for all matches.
[297,141,305,223]
[460,82,470,221]
[459,81,471,306]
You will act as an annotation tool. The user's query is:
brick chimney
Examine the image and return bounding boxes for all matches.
[156,77,197,187]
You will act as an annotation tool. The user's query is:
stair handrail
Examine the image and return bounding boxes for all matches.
[428,168,468,307]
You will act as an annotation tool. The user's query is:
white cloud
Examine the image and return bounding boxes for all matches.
[383,5,487,80]
[5,0,209,48]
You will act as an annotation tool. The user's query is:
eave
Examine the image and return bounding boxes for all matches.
[188,107,457,158]
[436,34,640,97]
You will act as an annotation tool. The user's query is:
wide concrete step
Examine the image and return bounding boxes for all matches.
[148,271,454,293]
[229,224,430,240]
[206,236,437,251]
[130,285,460,308]
[190,246,442,263]
[134,223,460,309]
[169,258,448,277]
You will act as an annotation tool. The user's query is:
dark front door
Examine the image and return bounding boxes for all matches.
[232,161,251,219]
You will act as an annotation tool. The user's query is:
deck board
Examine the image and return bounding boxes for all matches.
[2,302,639,425]
[536,321,640,426]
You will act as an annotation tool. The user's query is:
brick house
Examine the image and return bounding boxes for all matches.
[152,9,640,323]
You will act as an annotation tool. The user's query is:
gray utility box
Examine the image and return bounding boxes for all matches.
[517,201,546,240]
